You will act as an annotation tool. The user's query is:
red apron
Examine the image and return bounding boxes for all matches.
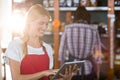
[20,45,50,80]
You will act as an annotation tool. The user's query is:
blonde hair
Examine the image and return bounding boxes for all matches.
[22,4,51,57]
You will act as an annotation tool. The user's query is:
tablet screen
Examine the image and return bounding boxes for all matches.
[52,60,85,80]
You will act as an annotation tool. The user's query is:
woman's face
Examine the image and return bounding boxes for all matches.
[29,15,49,37]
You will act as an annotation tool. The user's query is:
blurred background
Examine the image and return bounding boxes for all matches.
[0,0,120,80]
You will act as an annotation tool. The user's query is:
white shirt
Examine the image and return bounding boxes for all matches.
[5,38,54,69]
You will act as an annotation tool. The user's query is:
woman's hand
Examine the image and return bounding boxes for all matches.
[44,69,59,76]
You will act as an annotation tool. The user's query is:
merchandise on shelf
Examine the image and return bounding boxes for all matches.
[66,0,73,7]
[46,22,53,32]
[80,0,91,6]
[60,22,66,32]
[80,0,97,7]
[73,0,80,7]
[43,0,49,8]
[59,0,66,7]
[90,0,97,6]
[49,0,54,7]
[114,0,120,6]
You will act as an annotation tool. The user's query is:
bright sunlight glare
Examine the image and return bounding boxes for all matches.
[14,0,25,3]
[3,9,25,36]
[11,11,25,33]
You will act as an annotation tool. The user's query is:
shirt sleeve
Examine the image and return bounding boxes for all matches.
[5,40,22,64]
[45,44,54,69]
[58,27,67,62]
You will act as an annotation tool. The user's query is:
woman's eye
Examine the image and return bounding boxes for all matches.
[39,22,48,25]
[46,23,48,26]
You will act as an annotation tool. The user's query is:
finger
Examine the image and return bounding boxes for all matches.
[59,73,65,78]
[68,65,72,74]
[52,69,59,73]
[49,75,54,80]
[65,67,68,74]
[49,69,59,76]
[72,64,78,72]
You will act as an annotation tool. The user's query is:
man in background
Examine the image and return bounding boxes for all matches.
[58,6,104,80]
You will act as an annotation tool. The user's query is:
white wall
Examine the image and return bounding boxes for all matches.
[0,0,4,80]
[0,0,12,80]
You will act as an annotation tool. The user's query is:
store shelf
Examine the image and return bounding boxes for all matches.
[46,7,120,11]
[45,32,62,35]
[45,32,52,35]
[116,34,120,38]
[101,34,120,38]
[101,34,108,37]
[115,7,120,11]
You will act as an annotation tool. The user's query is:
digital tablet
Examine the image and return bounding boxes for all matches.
[52,60,85,80]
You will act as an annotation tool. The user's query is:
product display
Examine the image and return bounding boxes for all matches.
[115,0,120,6]
[49,0,54,7]
[80,0,91,6]
[43,0,49,7]
[90,0,97,6]
[73,0,80,7]
[66,0,72,7]
[59,0,66,7]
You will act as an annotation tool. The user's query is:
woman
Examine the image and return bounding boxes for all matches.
[5,4,75,80]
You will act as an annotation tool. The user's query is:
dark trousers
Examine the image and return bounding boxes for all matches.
[71,73,96,80]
